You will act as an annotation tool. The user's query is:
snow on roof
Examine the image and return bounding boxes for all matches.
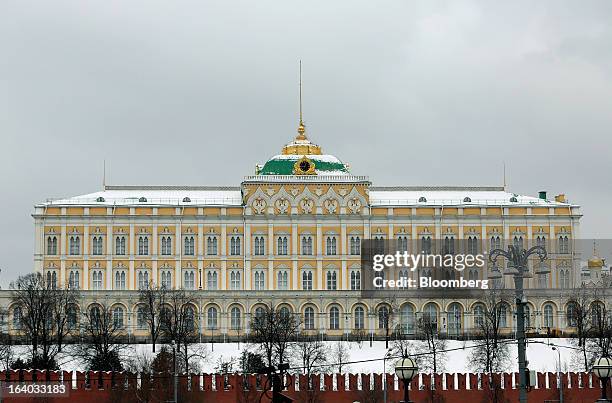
[267,154,344,163]
[38,185,576,208]
[369,187,575,207]
[40,186,242,207]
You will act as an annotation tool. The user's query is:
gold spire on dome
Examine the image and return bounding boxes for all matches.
[281,60,322,155]
[588,241,605,268]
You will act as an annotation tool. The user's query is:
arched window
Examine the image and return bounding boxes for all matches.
[400,304,415,334]
[397,235,409,252]
[207,307,218,330]
[254,236,265,256]
[302,270,313,290]
[184,236,195,256]
[326,270,337,290]
[350,270,361,290]
[89,306,101,327]
[277,236,288,255]
[538,273,549,288]
[304,307,315,330]
[92,236,103,255]
[92,270,103,290]
[591,302,604,327]
[69,236,81,255]
[468,269,478,281]
[536,235,546,248]
[207,236,218,255]
[467,236,479,255]
[513,235,524,251]
[497,304,508,328]
[421,236,432,254]
[138,271,149,290]
[490,235,501,251]
[301,236,313,255]
[350,236,361,255]
[184,271,195,290]
[230,270,241,290]
[161,270,172,289]
[230,307,241,330]
[354,306,365,329]
[559,236,570,254]
[473,304,485,328]
[254,307,266,326]
[378,306,390,329]
[443,236,455,255]
[138,236,149,255]
[447,303,462,335]
[230,236,241,256]
[161,236,172,255]
[207,271,218,290]
[326,237,337,255]
[566,303,578,327]
[524,305,532,329]
[115,271,126,290]
[67,305,77,329]
[184,306,195,332]
[12,306,22,330]
[543,304,554,328]
[254,270,266,290]
[47,236,58,255]
[329,306,340,330]
[113,306,124,328]
[423,303,438,328]
[115,236,126,255]
[277,270,288,290]
[47,271,57,289]
[137,306,147,329]
[279,306,291,320]
[69,270,80,290]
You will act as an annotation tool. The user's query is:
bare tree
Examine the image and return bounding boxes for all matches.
[295,338,328,375]
[249,304,300,401]
[566,283,594,371]
[138,281,168,353]
[469,289,511,374]
[77,302,126,371]
[10,273,79,369]
[417,315,447,373]
[159,289,199,373]
[330,340,351,373]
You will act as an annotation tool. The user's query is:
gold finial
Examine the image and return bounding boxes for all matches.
[296,60,307,140]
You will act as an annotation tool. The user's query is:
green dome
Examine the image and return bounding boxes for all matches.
[258,154,349,175]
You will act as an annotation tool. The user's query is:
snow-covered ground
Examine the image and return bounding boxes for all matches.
[10,338,577,374]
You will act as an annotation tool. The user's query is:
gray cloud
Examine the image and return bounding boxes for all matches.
[1,0,611,285]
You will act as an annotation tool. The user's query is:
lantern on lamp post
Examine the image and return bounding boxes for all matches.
[395,357,418,403]
[592,356,612,402]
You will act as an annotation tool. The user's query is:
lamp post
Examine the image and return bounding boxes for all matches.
[592,356,612,402]
[395,357,418,403]
[172,339,178,403]
[552,346,563,403]
[488,244,548,403]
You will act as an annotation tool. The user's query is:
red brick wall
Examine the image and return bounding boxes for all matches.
[0,370,610,402]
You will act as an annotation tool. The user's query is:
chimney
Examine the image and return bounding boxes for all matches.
[538,191,547,200]
[555,194,566,203]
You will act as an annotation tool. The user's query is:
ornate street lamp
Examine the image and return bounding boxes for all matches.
[395,357,418,403]
[593,356,612,402]
[488,245,547,403]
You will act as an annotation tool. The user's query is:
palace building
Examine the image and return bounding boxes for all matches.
[24,118,596,341]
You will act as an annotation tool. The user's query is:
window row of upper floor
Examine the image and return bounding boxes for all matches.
[45,233,573,257]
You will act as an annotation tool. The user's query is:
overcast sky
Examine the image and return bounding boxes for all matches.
[1,0,611,286]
